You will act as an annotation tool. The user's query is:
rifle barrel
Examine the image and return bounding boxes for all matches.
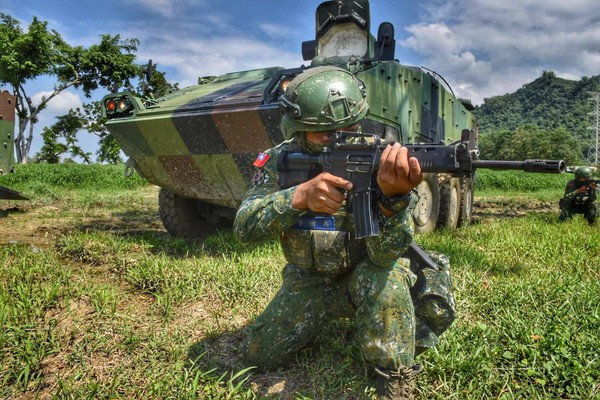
[473,159,566,174]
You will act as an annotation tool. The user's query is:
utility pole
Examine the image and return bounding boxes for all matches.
[588,92,600,165]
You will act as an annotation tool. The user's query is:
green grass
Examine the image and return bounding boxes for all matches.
[0,165,598,399]
[0,163,149,202]
[475,169,570,192]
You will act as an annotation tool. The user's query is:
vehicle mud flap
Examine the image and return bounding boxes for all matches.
[404,247,456,354]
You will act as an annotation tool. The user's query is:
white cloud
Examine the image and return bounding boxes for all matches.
[30,90,83,133]
[129,0,207,19]
[401,0,600,104]
[136,34,304,87]
[31,90,83,115]
[259,23,294,39]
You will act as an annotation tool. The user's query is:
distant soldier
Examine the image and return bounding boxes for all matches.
[558,166,598,225]
[234,66,456,400]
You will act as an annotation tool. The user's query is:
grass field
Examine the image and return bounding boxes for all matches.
[0,164,598,399]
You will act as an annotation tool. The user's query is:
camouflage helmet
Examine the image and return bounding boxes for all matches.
[575,166,593,180]
[279,66,368,140]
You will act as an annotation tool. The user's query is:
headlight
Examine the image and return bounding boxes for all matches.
[104,95,134,119]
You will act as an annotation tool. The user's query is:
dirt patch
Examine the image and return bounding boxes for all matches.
[472,197,557,221]
[0,187,162,249]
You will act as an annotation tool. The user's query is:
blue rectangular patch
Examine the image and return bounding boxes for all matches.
[292,215,336,231]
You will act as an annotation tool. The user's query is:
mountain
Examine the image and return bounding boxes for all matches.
[473,71,600,143]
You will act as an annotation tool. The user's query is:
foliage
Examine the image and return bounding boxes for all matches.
[478,125,583,164]
[34,109,92,164]
[80,102,123,164]
[0,163,148,200]
[37,102,123,164]
[136,59,180,99]
[35,61,179,164]
[0,245,73,390]
[0,13,141,163]
[474,71,600,161]
[474,169,570,192]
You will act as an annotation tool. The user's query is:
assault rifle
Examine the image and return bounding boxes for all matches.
[277,129,565,239]
[564,166,599,194]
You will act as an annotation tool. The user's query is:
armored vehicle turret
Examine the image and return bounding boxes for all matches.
[102,0,478,238]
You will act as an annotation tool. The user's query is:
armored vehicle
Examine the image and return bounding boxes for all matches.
[0,91,16,176]
[102,0,478,237]
[0,91,27,200]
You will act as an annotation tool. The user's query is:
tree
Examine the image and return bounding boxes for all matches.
[35,109,92,164]
[35,61,180,165]
[136,59,179,99]
[479,125,583,165]
[0,13,141,163]
[36,101,123,164]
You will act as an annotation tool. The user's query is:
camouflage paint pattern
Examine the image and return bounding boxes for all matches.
[0,91,16,175]
[350,61,477,146]
[233,140,456,370]
[559,179,598,224]
[102,48,476,212]
[103,68,286,208]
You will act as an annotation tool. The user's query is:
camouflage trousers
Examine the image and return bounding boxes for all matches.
[559,200,598,224]
[242,257,418,370]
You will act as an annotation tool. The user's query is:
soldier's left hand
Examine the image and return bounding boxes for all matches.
[377,142,423,197]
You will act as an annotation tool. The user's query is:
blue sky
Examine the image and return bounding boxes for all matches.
[1,0,599,159]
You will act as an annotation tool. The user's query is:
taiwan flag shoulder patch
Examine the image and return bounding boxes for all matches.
[253,152,270,167]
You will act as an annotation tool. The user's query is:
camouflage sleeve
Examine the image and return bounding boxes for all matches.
[564,181,577,199]
[233,155,305,244]
[364,198,414,268]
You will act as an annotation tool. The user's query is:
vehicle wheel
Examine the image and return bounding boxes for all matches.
[158,189,234,239]
[458,176,474,227]
[412,173,440,233]
[438,176,461,229]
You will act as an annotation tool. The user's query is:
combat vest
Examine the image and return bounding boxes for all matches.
[280,211,367,275]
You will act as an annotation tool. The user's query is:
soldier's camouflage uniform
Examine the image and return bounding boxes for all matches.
[559,179,598,225]
[234,139,456,371]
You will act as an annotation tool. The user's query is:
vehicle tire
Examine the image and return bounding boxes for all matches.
[412,173,441,233]
[158,189,234,239]
[437,176,461,229]
[458,176,474,227]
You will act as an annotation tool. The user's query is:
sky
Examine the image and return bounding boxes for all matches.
[1,0,599,159]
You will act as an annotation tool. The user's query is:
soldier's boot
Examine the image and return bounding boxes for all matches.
[374,364,423,400]
[558,210,568,222]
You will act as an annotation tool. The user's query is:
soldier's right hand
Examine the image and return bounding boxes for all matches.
[577,186,589,193]
[291,172,353,214]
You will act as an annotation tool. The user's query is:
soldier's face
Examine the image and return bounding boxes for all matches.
[305,123,360,145]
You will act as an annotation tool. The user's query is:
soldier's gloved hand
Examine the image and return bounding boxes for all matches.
[292,172,353,214]
[377,143,423,197]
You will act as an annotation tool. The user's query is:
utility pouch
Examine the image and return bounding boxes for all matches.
[281,224,353,275]
[406,249,456,341]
